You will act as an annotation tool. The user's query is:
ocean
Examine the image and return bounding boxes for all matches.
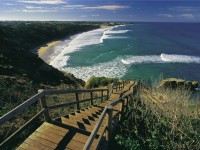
[49,23,200,82]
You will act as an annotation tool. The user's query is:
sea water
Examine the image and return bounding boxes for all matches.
[50,23,200,82]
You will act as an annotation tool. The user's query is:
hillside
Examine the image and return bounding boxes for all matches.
[0,22,101,85]
[0,21,103,114]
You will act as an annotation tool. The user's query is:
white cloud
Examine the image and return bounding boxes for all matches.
[157,14,174,18]
[25,6,43,9]
[62,5,129,11]
[82,5,129,11]
[63,5,85,9]
[91,14,100,17]
[5,3,14,6]
[18,0,66,5]
[169,6,200,12]
[22,9,58,12]
[179,14,194,19]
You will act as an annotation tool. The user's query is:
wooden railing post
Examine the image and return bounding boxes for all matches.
[125,97,129,113]
[101,91,104,102]
[107,90,109,101]
[106,105,113,142]
[119,98,125,121]
[38,90,50,122]
[75,93,80,110]
[90,92,93,106]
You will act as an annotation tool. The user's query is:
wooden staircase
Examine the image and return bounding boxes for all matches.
[1,81,137,150]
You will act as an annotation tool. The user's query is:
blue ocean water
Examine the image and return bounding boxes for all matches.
[50,23,200,82]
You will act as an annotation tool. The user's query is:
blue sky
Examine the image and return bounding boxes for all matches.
[0,0,200,22]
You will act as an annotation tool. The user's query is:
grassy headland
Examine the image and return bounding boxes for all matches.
[112,79,200,149]
[0,21,104,113]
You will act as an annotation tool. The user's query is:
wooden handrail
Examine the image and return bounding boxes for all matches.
[44,88,109,95]
[0,91,44,125]
[0,109,46,148]
[83,106,108,150]
[0,81,129,149]
[0,87,110,148]
[83,83,136,149]
[47,95,108,110]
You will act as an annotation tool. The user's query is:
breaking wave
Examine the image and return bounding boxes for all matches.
[100,29,130,43]
[121,53,200,64]
[61,57,129,81]
[50,25,130,68]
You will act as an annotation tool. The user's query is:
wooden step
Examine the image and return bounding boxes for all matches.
[61,116,106,133]
[16,82,135,150]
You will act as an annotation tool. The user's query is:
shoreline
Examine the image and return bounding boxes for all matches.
[36,25,116,64]
[38,40,61,57]
[35,34,77,64]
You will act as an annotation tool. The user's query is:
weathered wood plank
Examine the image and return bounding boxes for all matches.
[37,124,68,136]
[45,89,109,95]
[61,117,106,134]
[19,142,38,150]
[32,131,62,144]
[66,139,85,149]
[28,134,57,149]
[24,138,53,150]
[43,122,69,133]
[8,81,135,150]
[36,127,64,139]
[16,147,26,150]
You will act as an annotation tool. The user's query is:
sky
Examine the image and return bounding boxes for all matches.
[0,0,200,22]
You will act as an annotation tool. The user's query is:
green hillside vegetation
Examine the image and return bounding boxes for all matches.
[86,76,119,88]
[112,79,200,150]
[0,22,100,85]
[0,22,126,147]
[0,22,102,110]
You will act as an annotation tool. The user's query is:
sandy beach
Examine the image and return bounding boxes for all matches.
[38,41,61,57]
[36,26,115,65]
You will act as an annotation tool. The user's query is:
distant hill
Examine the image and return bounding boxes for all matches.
[0,22,100,86]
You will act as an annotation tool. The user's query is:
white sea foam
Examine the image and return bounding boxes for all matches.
[53,53,200,81]
[61,57,129,81]
[50,27,112,68]
[105,30,129,34]
[50,25,131,69]
[121,54,200,65]
[160,53,200,63]
[100,29,129,43]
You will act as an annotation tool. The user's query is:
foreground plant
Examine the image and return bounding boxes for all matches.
[113,79,200,149]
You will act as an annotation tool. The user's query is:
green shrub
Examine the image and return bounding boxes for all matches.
[85,76,118,88]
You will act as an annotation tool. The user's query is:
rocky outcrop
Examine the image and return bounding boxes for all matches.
[160,78,198,90]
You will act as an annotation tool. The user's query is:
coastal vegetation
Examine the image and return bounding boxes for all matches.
[112,78,200,150]
[0,22,103,112]
[0,21,121,148]
[1,21,199,149]
[86,76,118,88]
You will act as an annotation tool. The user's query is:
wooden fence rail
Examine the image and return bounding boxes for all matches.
[84,83,137,150]
[0,81,127,148]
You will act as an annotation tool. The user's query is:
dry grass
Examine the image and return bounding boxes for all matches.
[114,78,200,149]
[139,79,200,149]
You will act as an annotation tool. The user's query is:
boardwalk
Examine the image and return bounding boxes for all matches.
[17,82,134,150]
